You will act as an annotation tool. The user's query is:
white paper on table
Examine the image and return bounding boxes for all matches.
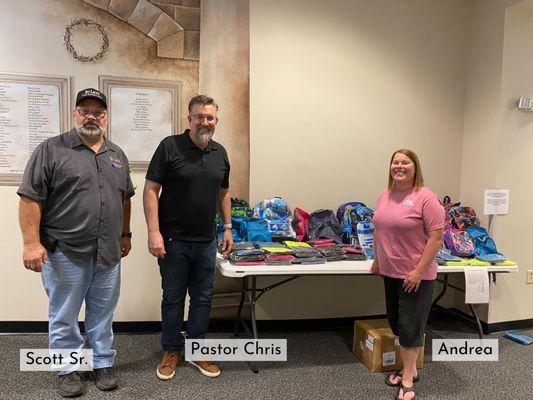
[464,267,490,304]
[484,189,509,215]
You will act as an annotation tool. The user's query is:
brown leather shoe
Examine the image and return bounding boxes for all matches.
[156,351,181,380]
[187,360,221,377]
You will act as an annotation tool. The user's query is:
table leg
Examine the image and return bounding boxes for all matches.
[250,276,258,373]
[234,276,248,337]
[469,303,484,339]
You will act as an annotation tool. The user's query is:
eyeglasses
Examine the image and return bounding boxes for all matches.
[190,114,218,123]
[76,108,107,119]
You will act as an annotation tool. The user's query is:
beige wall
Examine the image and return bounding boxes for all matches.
[0,0,250,322]
[456,0,533,324]
[249,0,470,319]
[2,0,531,326]
[487,1,533,323]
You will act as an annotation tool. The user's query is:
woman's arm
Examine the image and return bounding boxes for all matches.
[403,228,443,292]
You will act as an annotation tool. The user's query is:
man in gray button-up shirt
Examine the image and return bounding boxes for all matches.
[17,88,134,397]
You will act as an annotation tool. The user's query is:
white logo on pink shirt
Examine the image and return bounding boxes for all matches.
[403,199,414,206]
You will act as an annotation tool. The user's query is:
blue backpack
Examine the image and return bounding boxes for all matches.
[240,218,272,242]
[217,216,246,243]
[466,226,501,257]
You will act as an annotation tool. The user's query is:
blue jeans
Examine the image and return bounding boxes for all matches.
[41,249,120,374]
[158,238,217,352]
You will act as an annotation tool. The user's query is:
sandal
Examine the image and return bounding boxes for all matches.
[385,371,420,387]
[395,383,416,400]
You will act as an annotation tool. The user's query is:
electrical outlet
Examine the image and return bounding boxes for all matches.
[527,270,533,284]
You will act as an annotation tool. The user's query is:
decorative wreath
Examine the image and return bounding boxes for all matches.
[64,18,110,63]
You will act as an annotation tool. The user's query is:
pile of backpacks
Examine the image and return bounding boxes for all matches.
[439,196,515,266]
[220,195,515,267]
[218,197,376,265]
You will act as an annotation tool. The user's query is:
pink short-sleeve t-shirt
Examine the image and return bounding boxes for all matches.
[373,186,444,280]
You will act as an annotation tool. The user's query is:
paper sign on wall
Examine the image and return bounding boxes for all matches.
[484,189,509,215]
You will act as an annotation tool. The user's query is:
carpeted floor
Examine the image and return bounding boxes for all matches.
[1,315,532,399]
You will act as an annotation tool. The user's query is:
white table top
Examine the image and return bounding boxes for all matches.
[217,257,518,278]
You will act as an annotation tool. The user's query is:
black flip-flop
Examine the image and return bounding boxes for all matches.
[385,371,420,387]
[395,383,416,400]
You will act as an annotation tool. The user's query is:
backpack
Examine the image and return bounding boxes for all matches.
[217,216,246,242]
[309,209,343,243]
[292,207,310,242]
[442,195,461,213]
[443,228,476,257]
[466,226,500,257]
[240,218,272,242]
[447,206,480,230]
[253,197,296,238]
[231,197,253,218]
[336,202,374,245]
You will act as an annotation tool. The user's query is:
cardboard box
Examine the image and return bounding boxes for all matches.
[353,319,424,372]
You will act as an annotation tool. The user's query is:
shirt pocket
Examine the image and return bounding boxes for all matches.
[57,165,91,192]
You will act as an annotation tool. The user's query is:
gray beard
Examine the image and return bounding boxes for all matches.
[194,130,213,147]
[75,123,105,139]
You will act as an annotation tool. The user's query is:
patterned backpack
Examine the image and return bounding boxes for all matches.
[253,197,296,239]
[336,202,374,245]
[443,228,476,257]
[231,197,253,218]
[447,206,480,230]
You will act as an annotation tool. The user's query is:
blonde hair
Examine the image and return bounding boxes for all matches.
[387,148,425,190]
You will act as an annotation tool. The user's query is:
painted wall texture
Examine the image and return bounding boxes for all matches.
[0,0,217,321]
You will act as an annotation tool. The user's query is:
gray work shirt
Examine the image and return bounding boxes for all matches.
[17,128,135,268]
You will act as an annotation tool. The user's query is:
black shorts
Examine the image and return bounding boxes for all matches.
[383,276,434,348]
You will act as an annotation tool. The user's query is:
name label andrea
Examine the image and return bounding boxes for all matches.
[432,339,499,361]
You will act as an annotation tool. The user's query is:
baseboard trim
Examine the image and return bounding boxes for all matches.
[0,316,385,335]
[2,313,531,335]
[432,306,533,334]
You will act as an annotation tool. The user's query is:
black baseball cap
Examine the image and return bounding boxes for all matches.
[75,88,107,109]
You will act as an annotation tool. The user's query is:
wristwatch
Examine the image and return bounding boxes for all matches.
[223,224,232,230]
[121,232,132,238]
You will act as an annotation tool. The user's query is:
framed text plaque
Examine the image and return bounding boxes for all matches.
[99,76,181,170]
[0,73,70,185]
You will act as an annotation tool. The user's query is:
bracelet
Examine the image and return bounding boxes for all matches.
[223,224,232,230]
[121,232,132,238]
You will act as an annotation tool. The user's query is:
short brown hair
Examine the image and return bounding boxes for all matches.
[387,148,425,190]
[188,95,218,114]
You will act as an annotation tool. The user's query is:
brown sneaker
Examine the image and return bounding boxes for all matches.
[156,351,181,380]
[187,360,221,378]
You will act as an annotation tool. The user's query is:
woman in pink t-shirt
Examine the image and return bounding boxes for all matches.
[371,149,444,400]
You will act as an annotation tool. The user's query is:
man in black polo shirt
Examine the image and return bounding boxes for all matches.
[143,95,233,380]
[18,88,135,397]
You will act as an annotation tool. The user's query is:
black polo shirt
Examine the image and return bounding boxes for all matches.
[17,128,135,268]
[146,130,230,241]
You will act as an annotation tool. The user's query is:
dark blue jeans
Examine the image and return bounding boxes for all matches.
[158,238,217,352]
